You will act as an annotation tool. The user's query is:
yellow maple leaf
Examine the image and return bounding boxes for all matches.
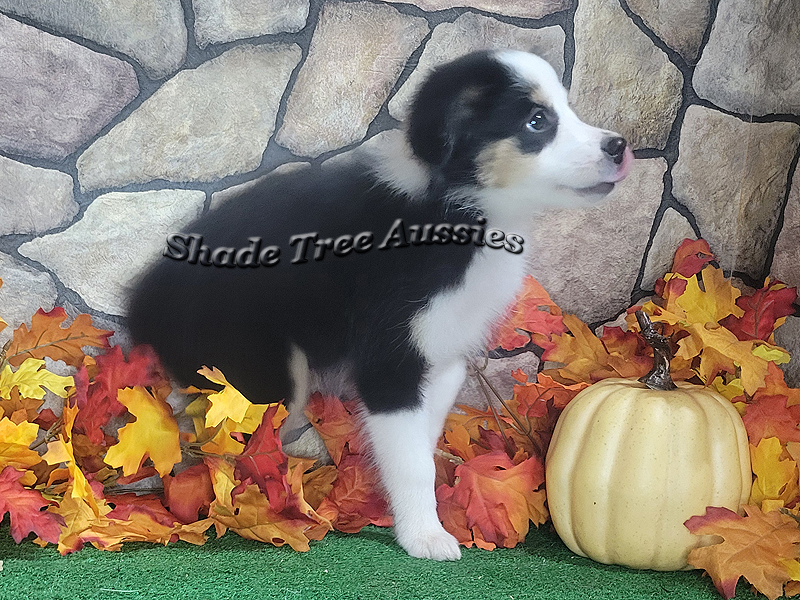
[198,366,252,427]
[678,323,769,394]
[544,314,615,382]
[200,418,247,456]
[0,357,73,400]
[43,404,102,511]
[52,490,116,555]
[676,266,744,325]
[750,437,799,508]
[0,417,41,471]
[103,386,181,477]
[198,403,284,457]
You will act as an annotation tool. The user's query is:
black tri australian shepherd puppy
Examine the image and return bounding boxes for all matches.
[127,50,633,560]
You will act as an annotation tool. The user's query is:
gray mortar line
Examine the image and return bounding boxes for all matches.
[194,0,324,183]
[627,0,721,303]
[560,0,578,90]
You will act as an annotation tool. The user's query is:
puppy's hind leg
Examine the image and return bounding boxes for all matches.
[280,344,328,460]
[360,358,467,561]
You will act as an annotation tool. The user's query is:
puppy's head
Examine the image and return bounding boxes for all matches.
[407,50,633,214]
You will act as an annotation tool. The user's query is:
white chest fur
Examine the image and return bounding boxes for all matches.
[410,243,529,364]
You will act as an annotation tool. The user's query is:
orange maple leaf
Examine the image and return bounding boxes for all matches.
[6,307,111,367]
[163,463,215,524]
[305,393,365,464]
[759,362,800,407]
[436,451,545,550]
[670,238,716,277]
[492,275,565,351]
[742,394,800,445]
[103,493,212,547]
[316,453,392,533]
[685,505,800,600]
[299,461,338,511]
[511,371,589,419]
[103,386,181,477]
[543,314,652,384]
[213,483,329,552]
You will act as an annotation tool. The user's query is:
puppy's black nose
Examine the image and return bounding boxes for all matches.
[602,136,627,164]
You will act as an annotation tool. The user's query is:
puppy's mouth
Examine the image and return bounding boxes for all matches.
[577,181,616,196]
[575,147,635,197]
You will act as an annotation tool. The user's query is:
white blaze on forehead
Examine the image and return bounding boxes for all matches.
[492,50,569,108]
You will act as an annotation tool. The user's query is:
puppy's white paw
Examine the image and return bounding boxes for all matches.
[397,527,462,561]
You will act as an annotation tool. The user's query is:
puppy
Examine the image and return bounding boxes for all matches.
[127,50,633,560]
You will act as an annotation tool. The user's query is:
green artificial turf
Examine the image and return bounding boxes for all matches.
[0,523,754,600]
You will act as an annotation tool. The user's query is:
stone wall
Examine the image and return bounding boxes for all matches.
[1,0,799,386]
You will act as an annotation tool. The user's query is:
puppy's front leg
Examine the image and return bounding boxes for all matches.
[362,360,467,560]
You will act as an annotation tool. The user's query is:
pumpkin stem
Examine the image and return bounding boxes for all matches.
[635,310,677,391]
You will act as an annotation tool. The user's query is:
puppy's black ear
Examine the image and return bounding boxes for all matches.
[406,51,507,167]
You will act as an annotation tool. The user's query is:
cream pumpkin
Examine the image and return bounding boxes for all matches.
[545,376,751,571]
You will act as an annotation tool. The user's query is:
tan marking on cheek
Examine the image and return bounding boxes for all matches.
[476,139,536,189]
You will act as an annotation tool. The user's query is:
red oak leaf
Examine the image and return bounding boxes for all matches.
[513,372,589,420]
[233,405,290,512]
[0,466,63,544]
[721,279,797,342]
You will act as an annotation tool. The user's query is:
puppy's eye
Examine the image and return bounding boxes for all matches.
[526,110,550,132]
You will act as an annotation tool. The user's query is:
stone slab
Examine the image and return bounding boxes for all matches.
[0,252,58,346]
[276,2,429,158]
[775,316,800,388]
[193,0,310,48]
[77,43,301,191]
[18,190,206,316]
[772,164,800,289]
[694,0,800,116]
[0,15,139,161]
[570,0,683,150]
[526,158,668,324]
[457,352,541,410]
[626,0,711,63]
[672,105,800,277]
[641,208,696,290]
[395,0,571,19]
[0,0,187,79]
[0,157,78,235]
